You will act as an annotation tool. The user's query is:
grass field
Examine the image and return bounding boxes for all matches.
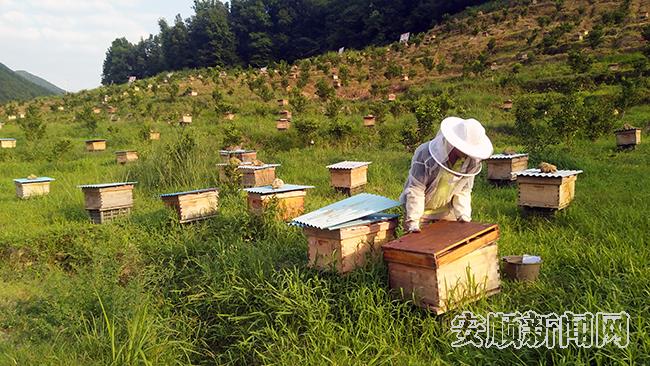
[1,80,649,364]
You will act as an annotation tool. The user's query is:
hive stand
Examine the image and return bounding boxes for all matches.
[485,153,529,184]
[291,193,401,274]
[244,184,314,221]
[160,188,219,224]
[515,169,583,213]
[382,221,501,314]
[85,139,106,152]
[614,128,641,149]
[0,138,17,149]
[327,161,372,196]
[115,150,139,164]
[79,182,137,224]
[14,177,55,199]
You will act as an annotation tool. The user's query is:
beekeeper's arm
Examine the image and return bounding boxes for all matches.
[403,162,428,232]
[452,177,474,222]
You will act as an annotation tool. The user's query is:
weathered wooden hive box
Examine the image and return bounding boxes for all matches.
[239,164,280,188]
[501,99,513,111]
[292,193,400,274]
[0,138,16,149]
[79,182,136,224]
[363,115,376,127]
[7,115,17,121]
[614,128,641,147]
[515,169,583,210]
[278,99,289,107]
[245,184,314,221]
[85,139,106,152]
[333,80,342,88]
[224,112,235,120]
[115,150,139,164]
[14,177,55,199]
[382,221,501,314]
[180,115,192,125]
[327,161,371,195]
[219,149,257,163]
[92,107,101,114]
[279,110,292,120]
[485,153,529,182]
[160,188,219,224]
[149,131,160,140]
[388,94,396,101]
[276,118,291,130]
[107,106,117,114]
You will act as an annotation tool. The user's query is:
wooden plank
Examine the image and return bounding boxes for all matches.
[382,221,498,258]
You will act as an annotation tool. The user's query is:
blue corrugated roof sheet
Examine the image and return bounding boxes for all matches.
[0,138,16,141]
[515,169,583,178]
[244,184,314,195]
[14,177,55,184]
[160,188,218,197]
[290,193,400,230]
[219,149,255,155]
[78,182,137,189]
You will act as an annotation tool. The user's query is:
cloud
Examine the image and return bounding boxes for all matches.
[0,0,191,91]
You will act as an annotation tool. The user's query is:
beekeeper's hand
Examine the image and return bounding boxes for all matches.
[457,215,471,223]
[405,221,421,233]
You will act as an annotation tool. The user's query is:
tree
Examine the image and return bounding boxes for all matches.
[18,105,46,141]
[159,15,193,70]
[101,38,135,85]
[567,50,593,73]
[189,0,238,68]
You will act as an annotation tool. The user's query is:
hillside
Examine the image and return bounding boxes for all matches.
[0,62,58,103]
[0,0,649,364]
[14,70,66,95]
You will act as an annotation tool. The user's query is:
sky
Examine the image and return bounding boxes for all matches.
[0,0,194,92]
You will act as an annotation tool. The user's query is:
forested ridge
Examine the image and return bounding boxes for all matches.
[101,0,488,84]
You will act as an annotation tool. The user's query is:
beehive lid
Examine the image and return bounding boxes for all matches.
[78,182,137,189]
[219,149,255,155]
[327,161,372,170]
[515,169,583,178]
[160,188,218,197]
[382,221,499,267]
[326,213,399,230]
[244,184,314,195]
[238,164,281,170]
[14,177,55,184]
[0,138,17,141]
[486,153,528,160]
[85,139,106,143]
[115,150,137,154]
[614,127,641,132]
[290,193,400,230]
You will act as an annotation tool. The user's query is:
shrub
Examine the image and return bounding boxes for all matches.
[76,106,98,133]
[327,119,353,140]
[567,50,594,73]
[414,96,444,140]
[420,57,435,71]
[290,90,308,113]
[293,118,320,144]
[47,139,73,162]
[222,123,243,148]
[586,26,604,49]
[384,62,403,79]
[324,98,342,118]
[18,105,46,141]
[315,79,335,100]
[582,95,617,140]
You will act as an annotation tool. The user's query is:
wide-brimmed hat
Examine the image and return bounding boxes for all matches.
[440,117,493,160]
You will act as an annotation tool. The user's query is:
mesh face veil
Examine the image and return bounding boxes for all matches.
[426,130,482,177]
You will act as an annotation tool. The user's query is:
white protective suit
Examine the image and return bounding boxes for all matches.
[399,130,483,231]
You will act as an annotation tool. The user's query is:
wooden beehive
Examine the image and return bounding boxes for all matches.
[115,150,139,164]
[382,221,501,314]
[615,128,641,147]
[85,139,106,152]
[0,138,16,149]
[501,99,513,111]
[402,75,409,81]
[7,115,17,121]
[327,161,371,195]
[219,149,257,163]
[278,99,289,107]
[333,80,342,88]
[14,177,55,199]
[279,110,292,120]
[277,118,291,130]
[363,115,376,127]
[292,193,401,274]
[107,106,117,114]
[224,112,235,120]
[149,131,160,140]
[245,184,314,221]
[388,94,396,101]
[608,63,620,71]
[79,182,136,224]
[92,108,101,114]
[515,169,583,210]
[160,188,219,224]
[485,153,529,182]
[180,115,192,125]
[190,91,198,97]
[239,164,280,188]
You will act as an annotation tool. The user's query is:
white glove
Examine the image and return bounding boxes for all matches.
[457,215,471,223]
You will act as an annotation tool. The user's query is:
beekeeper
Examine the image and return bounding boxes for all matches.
[400,117,493,233]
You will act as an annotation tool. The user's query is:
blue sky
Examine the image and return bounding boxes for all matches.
[0,0,195,92]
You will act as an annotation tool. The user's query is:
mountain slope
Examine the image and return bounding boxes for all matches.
[0,62,57,103]
[14,70,65,95]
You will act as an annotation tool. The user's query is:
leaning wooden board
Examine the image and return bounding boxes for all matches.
[382,221,500,314]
